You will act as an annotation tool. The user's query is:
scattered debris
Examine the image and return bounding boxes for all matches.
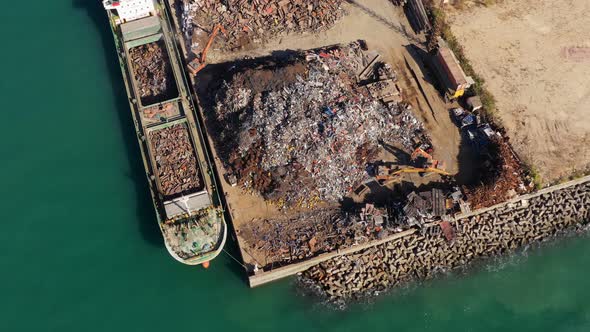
[180,0,345,52]
[240,204,396,266]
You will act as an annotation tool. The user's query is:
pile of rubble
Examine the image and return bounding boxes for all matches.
[450,106,530,209]
[129,41,178,105]
[211,42,430,206]
[149,123,202,197]
[300,180,590,301]
[463,137,529,209]
[390,188,449,227]
[240,207,389,266]
[180,0,345,51]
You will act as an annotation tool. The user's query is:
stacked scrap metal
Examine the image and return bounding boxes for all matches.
[241,206,391,266]
[129,41,178,105]
[149,123,202,197]
[391,188,447,227]
[463,137,528,209]
[180,0,345,51]
[211,42,430,206]
[391,0,431,33]
[450,105,530,209]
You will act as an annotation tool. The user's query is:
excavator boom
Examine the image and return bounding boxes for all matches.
[375,166,451,182]
[189,24,226,76]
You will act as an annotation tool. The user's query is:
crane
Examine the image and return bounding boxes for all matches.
[187,24,227,76]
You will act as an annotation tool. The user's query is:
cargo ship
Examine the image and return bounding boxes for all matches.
[102,0,226,266]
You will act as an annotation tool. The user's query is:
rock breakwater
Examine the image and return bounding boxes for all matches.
[301,180,590,301]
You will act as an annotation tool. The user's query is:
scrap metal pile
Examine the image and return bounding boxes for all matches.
[211,42,430,207]
[463,137,529,209]
[239,208,383,266]
[149,123,202,197]
[390,188,448,227]
[180,0,345,51]
[129,41,178,105]
[450,107,530,209]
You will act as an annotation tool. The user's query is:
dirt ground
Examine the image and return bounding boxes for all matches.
[449,0,590,183]
[185,0,464,266]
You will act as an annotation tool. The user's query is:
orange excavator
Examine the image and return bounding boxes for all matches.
[410,147,447,171]
[187,24,227,76]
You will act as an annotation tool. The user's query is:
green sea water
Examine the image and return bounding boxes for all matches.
[2,1,590,331]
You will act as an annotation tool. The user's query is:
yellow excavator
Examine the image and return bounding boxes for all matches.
[375,166,451,181]
[373,147,451,184]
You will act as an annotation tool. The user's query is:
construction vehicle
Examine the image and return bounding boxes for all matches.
[369,147,450,185]
[372,163,451,189]
[411,147,447,171]
[187,24,226,76]
[375,165,451,181]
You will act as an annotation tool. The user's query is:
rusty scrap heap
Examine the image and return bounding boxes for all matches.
[149,123,202,197]
[129,41,178,105]
[464,136,528,209]
[180,0,345,51]
[212,42,429,206]
[240,208,382,266]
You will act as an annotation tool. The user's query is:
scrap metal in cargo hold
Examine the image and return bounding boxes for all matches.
[149,123,202,197]
[129,40,179,105]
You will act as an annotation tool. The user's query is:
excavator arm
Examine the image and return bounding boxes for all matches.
[189,24,227,76]
[375,166,451,181]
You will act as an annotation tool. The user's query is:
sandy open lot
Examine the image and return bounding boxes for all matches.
[449,0,590,183]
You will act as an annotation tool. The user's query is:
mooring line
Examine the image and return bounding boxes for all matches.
[223,248,248,269]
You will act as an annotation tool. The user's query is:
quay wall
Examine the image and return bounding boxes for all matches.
[301,176,590,299]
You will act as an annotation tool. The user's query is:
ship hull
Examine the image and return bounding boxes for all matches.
[104,2,226,266]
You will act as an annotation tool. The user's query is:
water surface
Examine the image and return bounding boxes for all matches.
[2,1,589,331]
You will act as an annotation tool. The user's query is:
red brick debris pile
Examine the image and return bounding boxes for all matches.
[180,0,345,51]
[149,124,202,197]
